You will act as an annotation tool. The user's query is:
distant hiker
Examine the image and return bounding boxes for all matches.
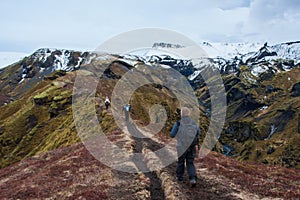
[104,96,110,110]
[123,103,131,122]
[170,107,200,187]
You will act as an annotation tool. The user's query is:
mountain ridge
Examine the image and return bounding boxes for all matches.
[0,40,299,199]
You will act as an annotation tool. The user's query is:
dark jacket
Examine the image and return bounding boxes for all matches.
[170,116,200,149]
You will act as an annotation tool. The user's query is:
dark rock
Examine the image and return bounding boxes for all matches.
[256,150,262,158]
[81,52,89,58]
[246,45,277,63]
[34,95,49,105]
[265,85,275,94]
[274,59,294,71]
[15,137,22,144]
[153,84,163,90]
[267,146,275,154]
[113,60,134,69]
[170,61,195,77]
[44,55,55,68]
[259,68,275,81]
[103,67,122,79]
[291,82,300,97]
[228,93,263,119]
[261,50,278,58]
[44,70,66,80]
[227,87,245,103]
[102,61,133,79]
[281,146,298,168]
[0,126,5,136]
[243,94,262,110]
[53,49,63,56]
[285,41,300,45]
[26,115,38,131]
[152,42,184,48]
[67,52,81,66]
[274,109,295,132]
[224,77,240,91]
[225,121,260,142]
[262,159,268,164]
[49,106,59,118]
[283,60,294,67]
[281,157,296,168]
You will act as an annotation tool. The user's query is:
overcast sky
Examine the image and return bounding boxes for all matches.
[0,0,299,53]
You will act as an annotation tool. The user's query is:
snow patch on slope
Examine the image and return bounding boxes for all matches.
[199,42,263,59]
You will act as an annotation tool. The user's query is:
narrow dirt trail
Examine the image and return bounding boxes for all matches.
[119,119,269,200]
[133,137,166,199]
[123,121,166,200]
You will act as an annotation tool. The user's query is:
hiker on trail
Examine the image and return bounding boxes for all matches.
[123,103,131,122]
[170,107,200,187]
[104,96,110,110]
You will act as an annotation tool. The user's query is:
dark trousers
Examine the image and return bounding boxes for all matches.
[105,102,110,110]
[125,112,129,121]
[176,145,196,180]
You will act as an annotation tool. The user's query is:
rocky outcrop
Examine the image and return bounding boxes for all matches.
[227,87,245,103]
[44,70,66,80]
[291,82,300,97]
[224,121,262,142]
[152,42,185,49]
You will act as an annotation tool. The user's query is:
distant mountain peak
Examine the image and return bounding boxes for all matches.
[152,42,185,49]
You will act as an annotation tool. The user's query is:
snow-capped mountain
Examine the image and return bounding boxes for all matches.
[1,41,299,92]
[270,41,300,61]
[105,41,300,86]
[199,41,264,59]
[30,48,87,72]
[0,48,89,102]
[213,41,300,76]
[199,41,300,61]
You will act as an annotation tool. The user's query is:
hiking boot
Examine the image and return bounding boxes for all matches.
[190,179,196,187]
[177,177,183,182]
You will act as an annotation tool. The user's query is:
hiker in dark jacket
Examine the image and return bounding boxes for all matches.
[170,107,200,186]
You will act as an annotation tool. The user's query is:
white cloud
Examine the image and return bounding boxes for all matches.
[240,0,300,43]
[215,0,251,10]
[0,0,299,52]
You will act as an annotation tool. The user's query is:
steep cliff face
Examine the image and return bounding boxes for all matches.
[218,66,300,168]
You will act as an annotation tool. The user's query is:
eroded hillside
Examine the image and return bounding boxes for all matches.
[0,45,299,199]
[0,45,300,169]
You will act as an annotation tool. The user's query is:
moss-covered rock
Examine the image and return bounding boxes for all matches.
[44,70,66,80]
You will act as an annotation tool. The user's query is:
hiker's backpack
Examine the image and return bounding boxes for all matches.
[125,105,131,112]
[177,117,199,149]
